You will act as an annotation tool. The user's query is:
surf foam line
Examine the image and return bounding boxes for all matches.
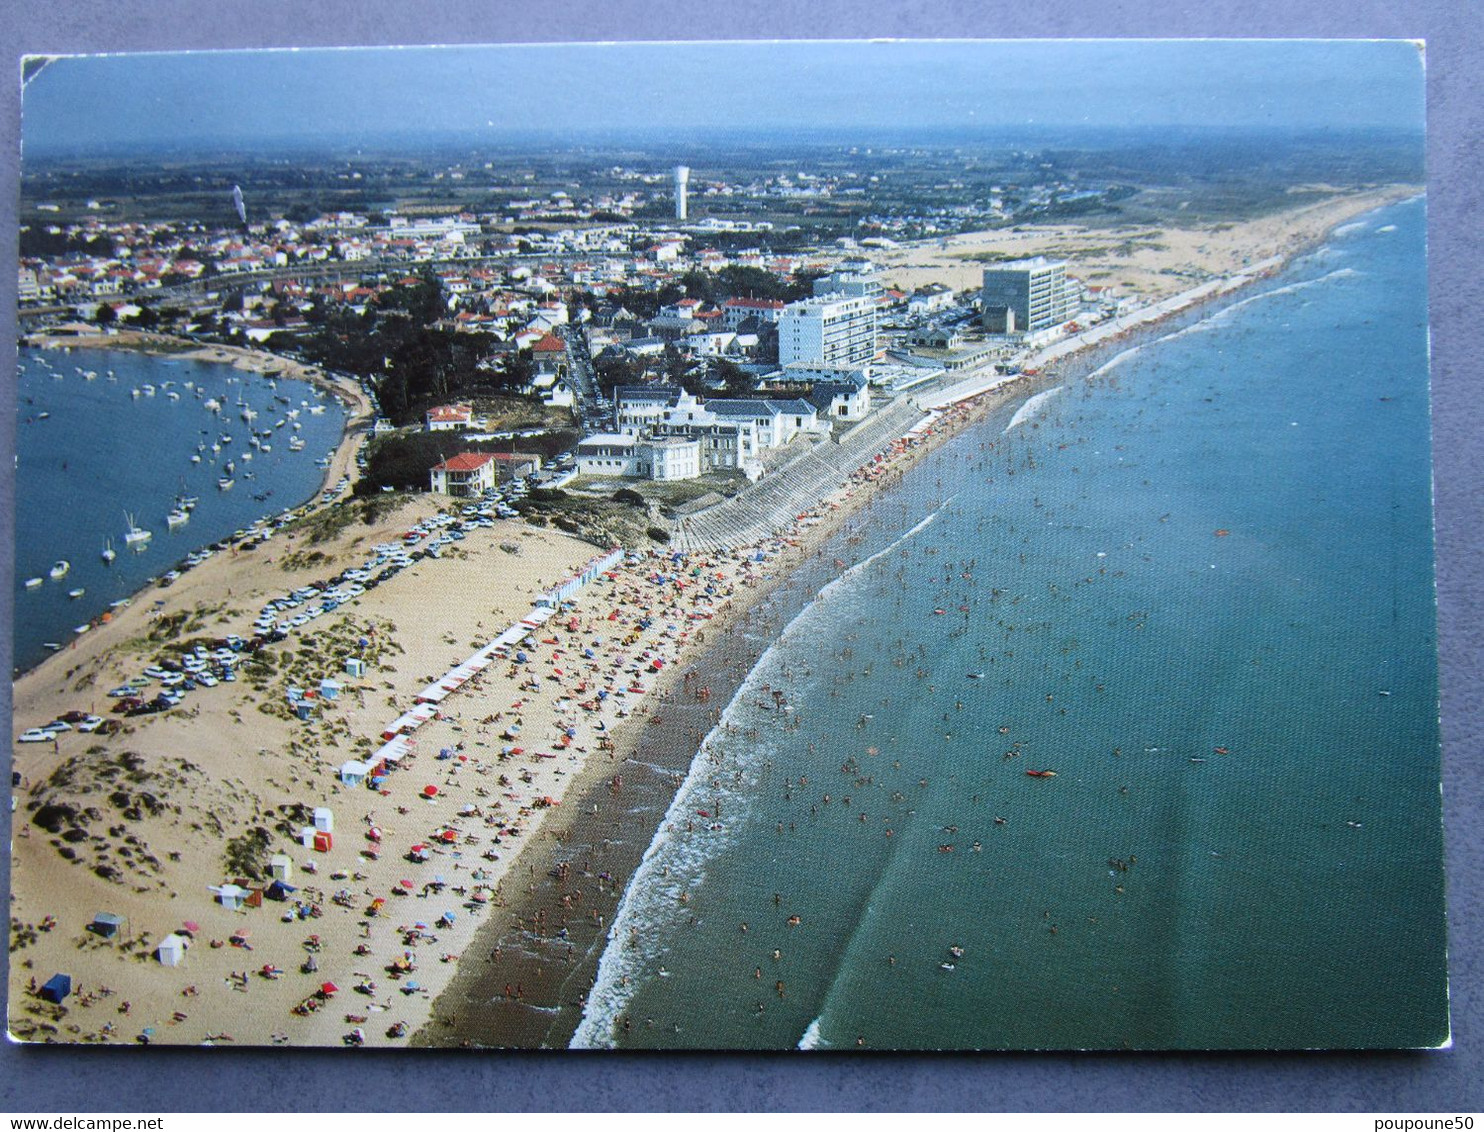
[568,501,952,1049]
[797,1016,826,1050]
[1003,385,1066,434]
[1076,265,1365,385]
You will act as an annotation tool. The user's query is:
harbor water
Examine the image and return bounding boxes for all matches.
[11,348,347,674]
[571,197,1448,1050]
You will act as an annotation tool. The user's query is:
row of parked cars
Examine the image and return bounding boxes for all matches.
[17,712,112,742]
[17,494,523,744]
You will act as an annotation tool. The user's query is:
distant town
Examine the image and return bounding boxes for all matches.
[17,131,1416,547]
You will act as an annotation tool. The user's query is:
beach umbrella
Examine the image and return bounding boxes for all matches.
[422,785,439,798]
[400,880,414,890]
[182,920,201,933]
[439,829,457,843]
[320,982,338,996]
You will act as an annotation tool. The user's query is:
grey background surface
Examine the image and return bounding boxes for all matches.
[0,0,1478,1113]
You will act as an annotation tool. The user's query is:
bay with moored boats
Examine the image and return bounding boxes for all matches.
[11,347,347,675]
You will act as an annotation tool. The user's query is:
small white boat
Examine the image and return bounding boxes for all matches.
[102,538,116,565]
[218,476,235,491]
[167,508,190,528]
[49,560,70,580]
[24,577,43,590]
[68,587,85,599]
[123,512,152,547]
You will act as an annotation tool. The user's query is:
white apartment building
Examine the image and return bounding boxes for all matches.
[777,293,879,368]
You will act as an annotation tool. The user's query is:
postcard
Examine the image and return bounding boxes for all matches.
[7,39,1448,1050]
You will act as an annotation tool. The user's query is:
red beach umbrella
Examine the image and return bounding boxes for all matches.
[320,982,339,996]
[422,785,439,798]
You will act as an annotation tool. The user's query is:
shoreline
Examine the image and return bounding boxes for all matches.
[415,189,1419,1049]
[11,335,371,679]
[7,191,1414,1048]
[21,330,374,497]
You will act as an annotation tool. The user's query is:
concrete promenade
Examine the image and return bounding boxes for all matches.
[669,395,929,553]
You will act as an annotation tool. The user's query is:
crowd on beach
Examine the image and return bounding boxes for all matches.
[10,190,1411,1046]
[7,352,981,1047]
[4,271,1214,1047]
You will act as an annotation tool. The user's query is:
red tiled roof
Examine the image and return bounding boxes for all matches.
[532,333,566,353]
[435,453,495,473]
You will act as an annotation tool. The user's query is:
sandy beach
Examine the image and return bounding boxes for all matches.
[873,185,1419,301]
[6,185,1417,1047]
[5,360,1013,1048]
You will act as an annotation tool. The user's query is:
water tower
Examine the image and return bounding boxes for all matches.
[673,165,690,221]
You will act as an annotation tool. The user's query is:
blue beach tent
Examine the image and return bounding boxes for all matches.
[40,973,72,1003]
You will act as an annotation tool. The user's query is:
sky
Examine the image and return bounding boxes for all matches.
[20,39,1425,156]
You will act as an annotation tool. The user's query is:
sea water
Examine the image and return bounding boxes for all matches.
[572,197,1448,1050]
[11,349,347,673]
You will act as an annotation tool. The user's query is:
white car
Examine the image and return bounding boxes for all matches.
[17,728,52,743]
[196,673,219,688]
[77,715,105,732]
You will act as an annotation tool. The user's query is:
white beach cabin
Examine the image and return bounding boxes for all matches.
[156,933,188,967]
[339,760,369,788]
[210,883,249,910]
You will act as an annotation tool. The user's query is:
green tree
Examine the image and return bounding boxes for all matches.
[715,358,757,397]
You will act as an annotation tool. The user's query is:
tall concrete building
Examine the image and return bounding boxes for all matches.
[981,257,1076,333]
[673,165,690,221]
[778,293,879,368]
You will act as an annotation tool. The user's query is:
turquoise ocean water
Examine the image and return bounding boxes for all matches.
[11,350,347,674]
[571,197,1448,1050]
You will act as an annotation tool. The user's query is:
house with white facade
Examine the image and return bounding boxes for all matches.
[430,452,496,496]
[722,296,786,329]
[614,385,683,435]
[425,403,474,432]
[576,434,643,477]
